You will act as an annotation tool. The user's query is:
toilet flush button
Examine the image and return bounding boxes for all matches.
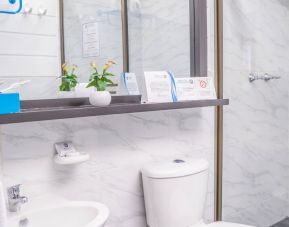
[174,159,185,164]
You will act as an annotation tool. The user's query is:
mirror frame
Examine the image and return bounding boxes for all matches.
[58,0,208,77]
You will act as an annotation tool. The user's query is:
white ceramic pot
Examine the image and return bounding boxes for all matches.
[89,91,111,106]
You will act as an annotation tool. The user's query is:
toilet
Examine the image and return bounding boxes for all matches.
[141,159,255,227]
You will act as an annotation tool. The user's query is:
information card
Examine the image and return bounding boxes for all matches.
[144,71,176,103]
[82,22,100,57]
[121,73,140,95]
[175,77,216,100]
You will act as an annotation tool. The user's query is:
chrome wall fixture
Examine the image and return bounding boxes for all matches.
[249,73,281,82]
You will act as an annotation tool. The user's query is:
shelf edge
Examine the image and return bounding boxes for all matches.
[0,99,229,125]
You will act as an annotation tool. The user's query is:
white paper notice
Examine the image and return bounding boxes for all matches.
[175,77,216,100]
[144,71,174,103]
[122,73,140,95]
[83,22,100,57]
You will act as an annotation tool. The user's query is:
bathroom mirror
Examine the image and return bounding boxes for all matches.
[127,0,208,95]
[62,0,124,94]
[0,0,209,101]
[0,0,62,100]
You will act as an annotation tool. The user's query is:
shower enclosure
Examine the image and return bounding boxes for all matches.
[222,0,289,226]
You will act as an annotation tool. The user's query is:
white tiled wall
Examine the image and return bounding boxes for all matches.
[222,1,289,226]
[128,0,191,97]
[0,1,216,227]
[63,0,123,84]
[0,109,216,227]
[0,0,61,100]
[3,1,288,227]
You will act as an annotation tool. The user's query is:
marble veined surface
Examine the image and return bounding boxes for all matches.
[4,1,289,227]
[223,0,289,226]
[0,108,215,227]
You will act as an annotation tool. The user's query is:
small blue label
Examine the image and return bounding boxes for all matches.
[0,93,20,115]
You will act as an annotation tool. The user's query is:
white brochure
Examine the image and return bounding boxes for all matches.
[144,71,177,103]
[121,73,140,95]
[175,77,216,100]
[82,22,100,57]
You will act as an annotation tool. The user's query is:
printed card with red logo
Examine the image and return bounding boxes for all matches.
[175,77,216,101]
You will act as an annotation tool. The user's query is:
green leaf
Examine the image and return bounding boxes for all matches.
[86,80,96,88]
[96,80,106,91]
[59,84,66,91]
[59,71,79,91]
[102,77,114,85]
[60,81,71,91]
[104,73,115,77]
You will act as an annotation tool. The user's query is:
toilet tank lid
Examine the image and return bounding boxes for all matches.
[141,159,209,179]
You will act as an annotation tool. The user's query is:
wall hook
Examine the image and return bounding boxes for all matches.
[38,7,47,16]
[23,4,32,14]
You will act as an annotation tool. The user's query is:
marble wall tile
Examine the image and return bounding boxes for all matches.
[223,0,289,226]
[0,109,215,227]
[128,0,191,79]
[63,0,123,83]
[0,1,216,227]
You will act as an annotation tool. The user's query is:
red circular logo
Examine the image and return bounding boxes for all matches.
[200,80,207,88]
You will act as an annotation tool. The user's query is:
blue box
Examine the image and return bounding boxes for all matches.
[0,93,20,115]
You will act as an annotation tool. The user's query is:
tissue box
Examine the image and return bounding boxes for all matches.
[0,93,20,115]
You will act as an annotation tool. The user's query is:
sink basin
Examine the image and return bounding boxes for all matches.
[8,201,109,227]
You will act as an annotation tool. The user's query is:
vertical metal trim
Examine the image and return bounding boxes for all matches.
[214,0,224,221]
[59,0,65,66]
[189,0,196,77]
[195,0,208,77]
[121,0,129,72]
[191,0,208,77]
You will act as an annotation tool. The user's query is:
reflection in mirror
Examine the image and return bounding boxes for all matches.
[0,0,210,101]
[0,0,61,100]
[129,0,191,76]
[62,0,124,95]
[128,0,191,95]
[128,0,207,96]
[128,0,207,95]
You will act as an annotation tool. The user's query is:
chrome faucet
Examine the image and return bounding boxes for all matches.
[7,184,28,212]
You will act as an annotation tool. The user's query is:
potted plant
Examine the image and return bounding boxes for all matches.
[58,63,78,98]
[87,60,116,106]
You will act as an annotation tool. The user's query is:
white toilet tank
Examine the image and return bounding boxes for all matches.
[142,159,209,227]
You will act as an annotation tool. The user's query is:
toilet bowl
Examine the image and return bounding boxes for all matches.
[141,159,255,227]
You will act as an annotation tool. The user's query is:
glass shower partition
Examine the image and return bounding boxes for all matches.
[223,0,289,226]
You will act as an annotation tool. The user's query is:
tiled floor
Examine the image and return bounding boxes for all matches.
[271,218,289,227]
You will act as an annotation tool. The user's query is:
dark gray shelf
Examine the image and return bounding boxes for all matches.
[0,96,229,125]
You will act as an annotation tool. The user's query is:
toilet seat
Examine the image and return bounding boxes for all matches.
[207,222,255,227]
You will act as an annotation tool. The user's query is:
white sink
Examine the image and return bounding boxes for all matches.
[8,201,109,227]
